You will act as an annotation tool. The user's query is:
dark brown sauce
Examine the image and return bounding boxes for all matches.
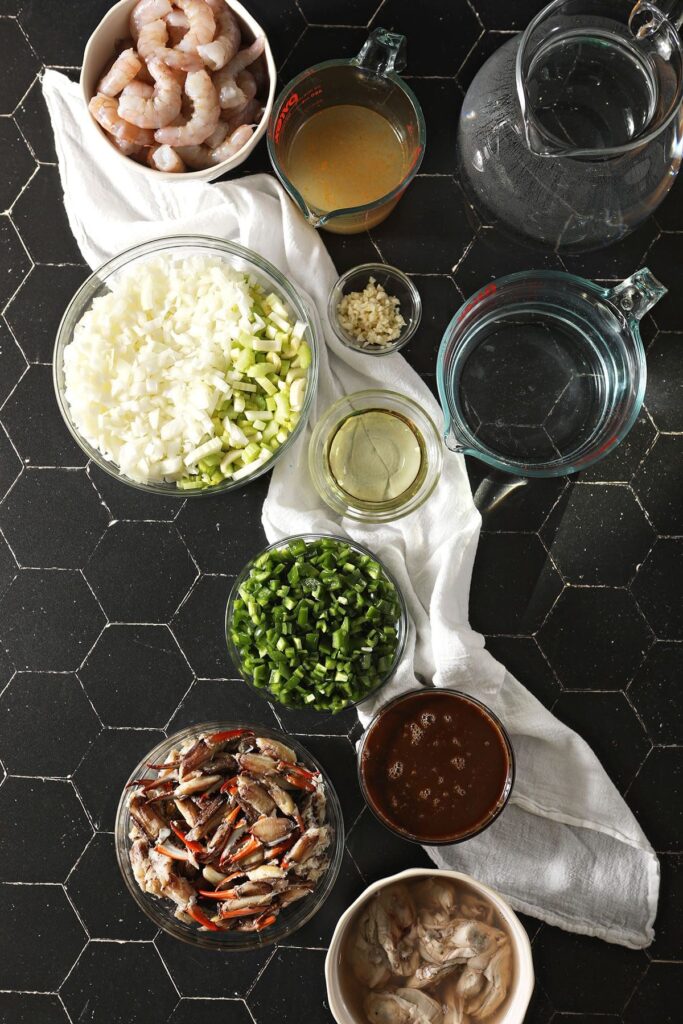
[360,690,512,842]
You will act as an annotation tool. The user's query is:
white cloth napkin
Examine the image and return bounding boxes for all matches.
[43,69,659,949]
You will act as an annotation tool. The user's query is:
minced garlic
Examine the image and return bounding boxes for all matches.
[337,277,406,348]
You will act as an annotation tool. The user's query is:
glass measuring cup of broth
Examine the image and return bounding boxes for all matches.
[267,29,426,234]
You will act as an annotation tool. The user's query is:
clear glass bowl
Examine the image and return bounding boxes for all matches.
[357,688,515,846]
[328,263,422,355]
[308,389,443,523]
[53,235,319,498]
[115,721,344,951]
[226,533,408,713]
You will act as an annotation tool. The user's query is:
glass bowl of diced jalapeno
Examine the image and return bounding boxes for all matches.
[226,534,408,713]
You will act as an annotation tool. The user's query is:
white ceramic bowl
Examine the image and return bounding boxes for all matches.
[325,868,534,1024]
[80,0,276,182]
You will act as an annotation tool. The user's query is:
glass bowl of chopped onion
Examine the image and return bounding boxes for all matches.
[114,721,344,951]
[53,236,319,497]
[226,533,409,714]
[328,263,421,355]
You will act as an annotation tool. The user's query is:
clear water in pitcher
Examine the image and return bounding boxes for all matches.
[526,29,659,149]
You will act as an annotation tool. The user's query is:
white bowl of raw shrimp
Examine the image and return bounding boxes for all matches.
[325,868,534,1024]
[81,0,276,181]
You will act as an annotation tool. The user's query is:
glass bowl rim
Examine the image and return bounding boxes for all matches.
[225,532,409,713]
[53,234,319,498]
[327,263,422,355]
[114,719,344,951]
[357,687,516,846]
[308,388,443,522]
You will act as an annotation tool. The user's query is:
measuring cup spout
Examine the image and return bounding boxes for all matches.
[353,27,407,76]
[444,426,467,454]
[607,268,668,320]
[630,0,683,36]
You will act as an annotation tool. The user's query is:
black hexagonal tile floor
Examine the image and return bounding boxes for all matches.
[553,691,650,792]
[323,229,381,276]
[580,410,656,483]
[0,776,91,882]
[285,849,365,948]
[523,982,554,1024]
[11,165,82,264]
[485,635,561,709]
[166,1000,252,1024]
[561,217,659,282]
[532,925,646,1014]
[628,643,683,746]
[171,574,233,678]
[626,746,683,853]
[0,317,27,409]
[470,533,563,635]
[0,468,108,568]
[0,672,99,776]
[0,423,20,501]
[453,227,564,297]
[4,263,90,364]
[166,677,280,734]
[293,733,364,826]
[279,25,367,80]
[645,333,683,432]
[0,20,38,115]
[73,727,164,831]
[67,832,156,940]
[399,273,461,376]
[0,216,31,310]
[370,0,481,75]
[542,483,654,585]
[250,948,329,1021]
[0,569,105,671]
[1,364,88,467]
[408,78,461,174]
[644,233,682,332]
[85,522,196,623]
[80,623,192,728]
[633,539,683,640]
[538,588,652,690]
[347,806,433,883]
[175,483,268,574]
[372,177,476,274]
[234,0,304,67]
[474,1,548,30]
[0,992,68,1024]
[0,642,13,689]
[633,435,683,535]
[14,75,59,164]
[87,463,182,522]
[624,961,682,1024]
[61,941,178,1024]
[274,698,357,737]
[649,853,682,962]
[18,0,113,67]
[155,930,272,998]
[297,0,379,24]
[0,882,86,990]
[0,117,35,210]
[0,529,16,600]
[467,463,567,533]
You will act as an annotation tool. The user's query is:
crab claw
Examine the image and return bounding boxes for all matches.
[219,906,263,919]
[228,836,262,865]
[208,729,254,745]
[187,905,221,931]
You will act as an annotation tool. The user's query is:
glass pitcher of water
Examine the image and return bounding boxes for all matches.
[457,0,683,252]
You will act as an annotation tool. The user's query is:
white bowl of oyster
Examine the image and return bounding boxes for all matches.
[325,868,534,1024]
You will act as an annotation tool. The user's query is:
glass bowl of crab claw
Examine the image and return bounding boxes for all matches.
[115,721,343,950]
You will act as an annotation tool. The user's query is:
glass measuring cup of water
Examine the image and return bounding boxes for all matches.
[436,269,667,477]
[267,29,426,234]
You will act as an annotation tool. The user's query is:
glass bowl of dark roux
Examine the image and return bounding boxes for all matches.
[358,688,515,845]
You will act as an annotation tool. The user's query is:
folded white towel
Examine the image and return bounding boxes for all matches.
[43,69,659,948]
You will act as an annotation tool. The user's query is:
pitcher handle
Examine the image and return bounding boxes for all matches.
[353,27,407,75]
[607,268,668,321]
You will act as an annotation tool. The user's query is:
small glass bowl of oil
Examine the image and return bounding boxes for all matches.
[309,389,442,523]
[328,263,422,356]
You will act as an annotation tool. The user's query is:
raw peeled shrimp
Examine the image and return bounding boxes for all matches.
[154,69,220,145]
[197,4,241,71]
[147,144,186,172]
[175,0,216,52]
[114,138,143,158]
[89,94,156,147]
[178,123,253,168]
[130,0,172,39]
[216,68,256,115]
[222,97,262,134]
[137,17,204,70]
[118,57,182,129]
[97,48,142,98]
[213,36,265,109]
[166,8,188,46]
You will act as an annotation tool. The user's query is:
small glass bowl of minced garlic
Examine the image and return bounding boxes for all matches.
[308,389,443,523]
[328,264,422,355]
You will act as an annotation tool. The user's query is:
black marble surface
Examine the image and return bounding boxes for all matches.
[0,1,681,1022]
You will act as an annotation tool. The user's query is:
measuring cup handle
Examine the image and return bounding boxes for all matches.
[607,268,668,320]
[353,27,408,75]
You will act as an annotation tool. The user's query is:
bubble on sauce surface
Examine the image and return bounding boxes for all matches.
[388,760,403,780]
[419,787,431,800]
[409,721,423,745]
[450,756,466,770]
[420,711,436,727]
